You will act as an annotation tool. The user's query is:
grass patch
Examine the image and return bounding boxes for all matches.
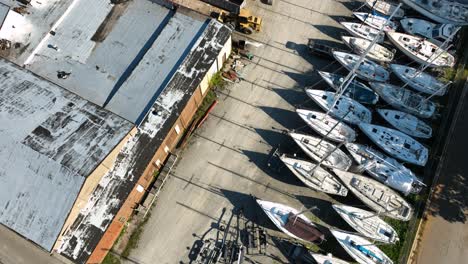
[193,89,217,122]
[102,252,121,264]
[440,67,457,82]
[121,214,151,258]
[209,71,226,90]
[380,217,409,262]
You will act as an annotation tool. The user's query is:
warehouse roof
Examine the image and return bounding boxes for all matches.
[16,0,210,123]
[0,58,133,251]
[57,19,231,264]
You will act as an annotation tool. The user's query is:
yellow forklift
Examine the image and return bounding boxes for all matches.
[217,8,262,34]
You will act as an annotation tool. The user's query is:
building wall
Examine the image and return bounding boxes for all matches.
[86,35,232,264]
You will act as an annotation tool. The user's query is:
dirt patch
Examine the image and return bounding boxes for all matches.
[91,2,130,43]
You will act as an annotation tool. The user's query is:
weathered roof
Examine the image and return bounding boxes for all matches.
[57,19,231,264]
[0,2,8,29]
[22,0,209,123]
[0,58,133,251]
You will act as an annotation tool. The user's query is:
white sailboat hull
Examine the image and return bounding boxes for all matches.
[296,109,356,143]
[354,12,397,32]
[387,32,455,68]
[401,0,468,25]
[280,155,348,196]
[333,169,414,221]
[365,0,405,18]
[305,89,372,125]
[342,36,394,63]
[369,82,436,118]
[331,229,394,264]
[359,123,428,166]
[290,132,352,170]
[333,51,390,82]
[345,142,423,195]
[377,109,432,139]
[340,22,385,43]
[390,64,448,96]
[311,253,350,264]
[256,199,324,243]
[332,204,399,244]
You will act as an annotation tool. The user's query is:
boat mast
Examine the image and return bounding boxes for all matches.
[328,3,403,113]
[317,106,354,146]
[292,206,318,226]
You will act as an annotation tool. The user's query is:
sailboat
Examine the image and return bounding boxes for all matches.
[342,36,395,63]
[340,22,385,43]
[359,123,429,166]
[387,32,455,68]
[331,229,393,264]
[377,109,432,139]
[365,0,405,18]
[256,199,325,243]
[333,169,414,221]
[305,89,372,125]
[354,12,398,32]
[390,64,448,96]
[317,71,379,104]
[333,51,390,82]
[345,142,423,195]
[400,0,468,25]
[296,109,357,143]
[332,204,399,244]
[369,82,436,118]
[400,18,459,45]
[280,155,348,196]
[289,132,352,170]
[311,253,350,264]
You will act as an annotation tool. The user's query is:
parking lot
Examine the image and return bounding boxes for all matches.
[124,1,369,263]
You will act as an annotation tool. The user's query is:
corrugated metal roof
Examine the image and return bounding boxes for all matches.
[24,0,209,123]
[0,58,133,250]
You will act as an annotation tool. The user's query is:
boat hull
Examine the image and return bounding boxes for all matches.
[333,169,414,221]
[332,204,399,243]
[331,229,394,264]
[318,71,379,105]
[401,0,468,25]
[359,123,428,166]
[280,155,349,196]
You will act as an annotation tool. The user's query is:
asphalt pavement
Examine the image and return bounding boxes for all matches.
[124,0,364,263]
